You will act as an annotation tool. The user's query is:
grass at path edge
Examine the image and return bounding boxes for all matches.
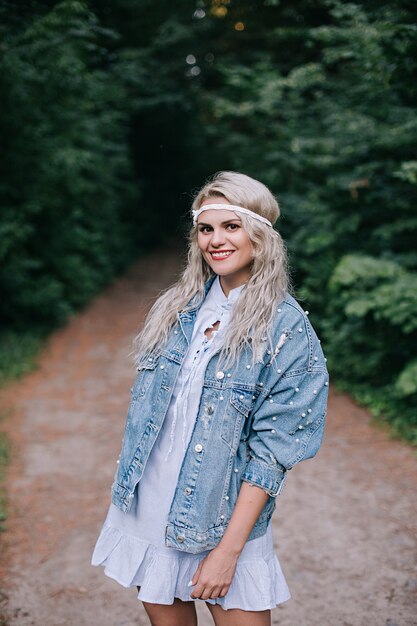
[0,330,46,531]
[0,430,9,533]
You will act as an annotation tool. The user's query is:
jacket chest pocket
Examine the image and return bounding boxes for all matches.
[132,356,160,400]
[221,389,254,451]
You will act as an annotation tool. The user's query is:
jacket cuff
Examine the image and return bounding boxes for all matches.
[241,457,286,497]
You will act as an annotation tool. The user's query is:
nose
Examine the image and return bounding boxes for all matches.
[209,228,226,247]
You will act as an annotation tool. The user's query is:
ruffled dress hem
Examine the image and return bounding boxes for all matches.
[91,521,291,611]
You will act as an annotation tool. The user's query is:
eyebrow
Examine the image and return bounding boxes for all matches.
[197,218,242,226]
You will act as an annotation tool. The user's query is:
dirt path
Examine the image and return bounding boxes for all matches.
[0,250,416,626]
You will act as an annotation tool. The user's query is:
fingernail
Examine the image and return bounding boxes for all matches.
[187,580,194,587]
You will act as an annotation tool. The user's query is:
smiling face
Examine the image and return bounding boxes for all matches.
[196,197,255,293]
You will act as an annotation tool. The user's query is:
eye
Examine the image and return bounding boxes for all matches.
[198,225,212,233]
[227,223,240,230]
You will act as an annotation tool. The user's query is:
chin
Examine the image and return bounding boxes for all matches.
[212,267,235,276]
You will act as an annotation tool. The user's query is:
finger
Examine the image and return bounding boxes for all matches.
[190,583,204,599]
[201,586,214,601]
[191,560,204,585]
[219,585,229,598]
[209,586,222,599]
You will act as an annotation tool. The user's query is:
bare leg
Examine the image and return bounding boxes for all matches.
[206,602,271,626]
[136,586,198,626]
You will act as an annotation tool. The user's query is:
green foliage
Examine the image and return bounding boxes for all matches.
[324,254,417,438]
[0,0,139,333]
[396,360,417,397]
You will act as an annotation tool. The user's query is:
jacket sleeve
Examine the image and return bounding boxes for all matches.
[241,365,329,497]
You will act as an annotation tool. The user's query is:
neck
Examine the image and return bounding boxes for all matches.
[219,273,249,297]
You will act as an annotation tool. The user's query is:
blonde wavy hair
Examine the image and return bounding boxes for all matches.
[133,171,290,368]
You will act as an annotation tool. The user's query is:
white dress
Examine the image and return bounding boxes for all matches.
[91,276,291,610]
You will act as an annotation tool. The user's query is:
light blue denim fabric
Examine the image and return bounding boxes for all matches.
[111,275,329,554]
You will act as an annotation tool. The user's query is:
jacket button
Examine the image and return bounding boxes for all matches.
[207,405,214,415]
[194,444,203,452]
[176,535,185,542]
[184,487,192,495]
[216,371,225,380]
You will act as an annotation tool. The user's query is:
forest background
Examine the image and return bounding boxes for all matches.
[0,0,416,447]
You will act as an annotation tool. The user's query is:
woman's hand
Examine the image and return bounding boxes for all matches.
[190,545,239,600]
[190,482,269,601]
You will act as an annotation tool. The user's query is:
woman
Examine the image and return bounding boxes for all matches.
[91,171,329,626]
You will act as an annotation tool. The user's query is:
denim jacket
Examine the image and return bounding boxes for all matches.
[111,276,329,554]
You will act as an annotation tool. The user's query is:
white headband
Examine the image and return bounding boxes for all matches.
[192,203,273,227]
